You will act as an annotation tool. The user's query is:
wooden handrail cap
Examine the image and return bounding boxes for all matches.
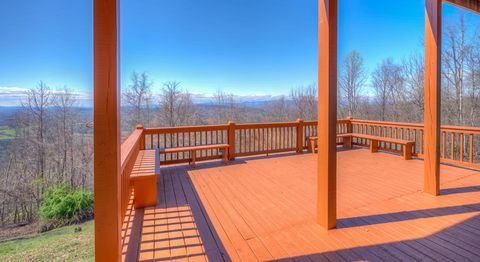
[136,125,144,129]
[228,121,236,125]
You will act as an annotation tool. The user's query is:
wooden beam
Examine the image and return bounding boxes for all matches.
[444,0,480,14]
[424,0,441,196]
[317,0,337,229]
[94,0,121,261]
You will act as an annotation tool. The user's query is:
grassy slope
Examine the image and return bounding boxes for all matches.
[0,126,15,140]
[0,221,94,262]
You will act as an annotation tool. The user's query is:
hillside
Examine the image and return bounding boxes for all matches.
[0,221,94,262]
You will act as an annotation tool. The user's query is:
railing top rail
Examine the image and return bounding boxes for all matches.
[351,119,480,133]
[350,119,425,129]
[236,122,298,128]
[441,125,480,133]
[120,127,143,175]
[144,124,229,134]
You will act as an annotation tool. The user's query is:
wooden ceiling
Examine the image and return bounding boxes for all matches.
[445,0,480,14]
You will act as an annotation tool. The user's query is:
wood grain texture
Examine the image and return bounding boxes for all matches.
[123,150,480,261]
[318,0,338,230]
[424,0,442,196]
[93,0,121,260]
[445,0,480,14]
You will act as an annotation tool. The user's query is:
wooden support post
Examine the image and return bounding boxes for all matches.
[404,143,413,160]
[343,136,352,149]
[346,116,353,134]
[228,121,236,160]
[318,0,337,230]
[370,140,379,153]
[137,125,145,150]
[93,0,121,261]
[296,118,304,153]
[424,0,441,196]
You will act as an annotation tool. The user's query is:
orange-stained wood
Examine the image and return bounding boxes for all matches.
[130,149,159,208]
[424,0,442,196]
[318,0,337,229]
[122,151,480,261]
[93,0,121,261]
[444,0,480,14]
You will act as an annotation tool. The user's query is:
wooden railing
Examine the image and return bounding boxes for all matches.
[143,124,230,165]
[349,119,480,170]
[120,120,480,211]
[118,117,480,242]
[119,125,144,225]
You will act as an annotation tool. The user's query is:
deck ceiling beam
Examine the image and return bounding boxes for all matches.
[94,0,121,260]
[444,0,480,14]
[318,0,338,229]
[424,0,442,196]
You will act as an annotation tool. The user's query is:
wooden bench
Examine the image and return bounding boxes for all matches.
[308,135,353,154]
[161,144,230,168]
[309,133,415,160]
[130,149,159,209]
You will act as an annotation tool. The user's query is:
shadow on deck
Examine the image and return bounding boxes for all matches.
[123,148,480,261]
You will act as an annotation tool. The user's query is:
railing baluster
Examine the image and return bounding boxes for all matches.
[459,133,464,162]
[470,134,474,163]
[451,132,455,160]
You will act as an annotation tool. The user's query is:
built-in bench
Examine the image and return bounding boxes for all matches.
[308,133,414,160]
[130,149,159,209]
[161,144,230,168]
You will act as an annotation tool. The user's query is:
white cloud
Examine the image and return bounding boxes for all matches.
[0,86,92,107]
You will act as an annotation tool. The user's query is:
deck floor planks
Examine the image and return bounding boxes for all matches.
[170,168,207,262]
[126,148,480,261]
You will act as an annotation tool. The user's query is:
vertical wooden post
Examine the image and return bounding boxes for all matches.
[94,0,120,261]
[296,118,304,153]
[424,0,441,196]
[318,0,337,230]
[228,121,236,160]
[137,125,145,150]
[346,116,353,134]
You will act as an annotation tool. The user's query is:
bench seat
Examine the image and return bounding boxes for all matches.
[161,144,230,167]
[130,149,159,209]
[309,133,415,160]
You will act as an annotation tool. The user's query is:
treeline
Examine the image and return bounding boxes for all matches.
[0,83,93,225]
[0,16,478,228]
[123,16,479,131]
[121,72,318,131]
[338,16,479,126]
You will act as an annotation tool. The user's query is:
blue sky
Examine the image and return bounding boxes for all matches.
[0,0,478,106]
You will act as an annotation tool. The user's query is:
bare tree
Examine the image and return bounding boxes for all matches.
[123,72,153,129]
[159,81,182,127]
[159,81,200,126]
[265,95,291,122]
[177,91,201,126]
[465,29,480,126]
[443,16,469,125]
[211,90,243,123]
[402,53,425,122]
[339,50,367,117]
[53,88,78,186]
[371,59,405,121]
[290,84,317,120]
[22,82,55,200]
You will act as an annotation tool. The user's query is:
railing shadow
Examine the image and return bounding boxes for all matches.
[270,214,480,261]
[440,185,480,195]
[337,203,480,228]
[124,165,231,262]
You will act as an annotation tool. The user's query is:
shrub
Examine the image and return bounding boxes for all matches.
[39,185,93,225]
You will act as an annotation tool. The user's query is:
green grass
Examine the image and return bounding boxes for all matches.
[0,126,15,140]
[0,221,94,262]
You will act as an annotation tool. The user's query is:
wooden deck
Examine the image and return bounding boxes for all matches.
[122,149,480,261]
